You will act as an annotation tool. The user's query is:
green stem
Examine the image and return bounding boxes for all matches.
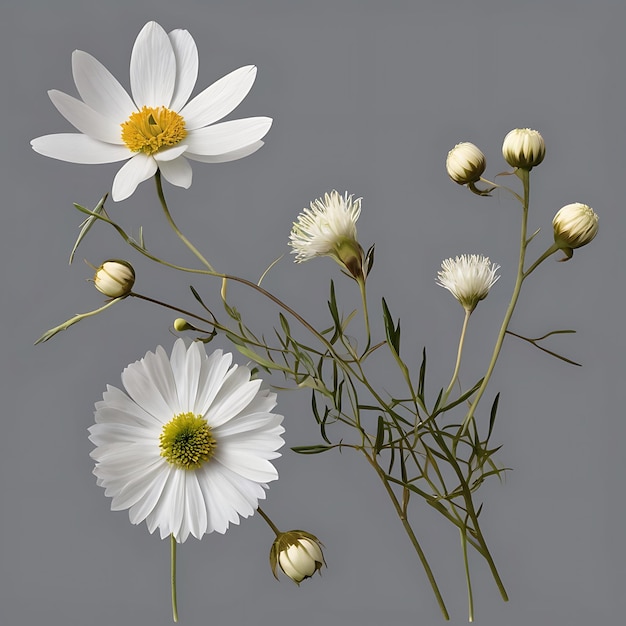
[461,169,531,434]
[357,276,371,353]
[257,506,281,537]
[524,242,560,278]
[365,453,450,620]
[460,527,474,622]
[442,309,471,405]
[155,172,216,272]
[170,534,179,623]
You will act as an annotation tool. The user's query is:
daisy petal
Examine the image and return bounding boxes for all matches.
[185,117,272,156]
[168,29,198,112]
[48,90,123,144]
[180,65,258,130]
[153,144,188,162]
[72,50,137,123]
[186,140,265,163]
[130,21,176,108]
[112,153,157,202]
[31,134,131,164]
[158,156,192,189]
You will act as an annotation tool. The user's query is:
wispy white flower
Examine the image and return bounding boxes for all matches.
[446,142,486,185]
[89,339,284,542]
[552,203,599,259]
[270,530,326,584]
[31,21,272,201]
[289,191,365,278]
[436,254,500,313]
[502,128,545,170]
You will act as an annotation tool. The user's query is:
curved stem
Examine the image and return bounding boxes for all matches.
[524,242,560,278]
[461,169,530,434]
[364,452,450,620]
[357,276,371,353]
[257,506,281,537]
[170,534,179,622]
[155,172,216,272]
[442,309,471,405]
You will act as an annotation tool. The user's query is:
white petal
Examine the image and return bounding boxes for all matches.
[194,350,233,417]
[121,345,179,418]
[186,140,265,163]
[111,153,157,201]
[130,21,176,108]
[94,385,160,429]
[158,156,192,189]
[216,446,280,482]
[168,29,198,112]
[180,65,257,130]
[184,118,272,156]
[205,367,262,428]
[197,465,247,534]
[72,50,137,123]
[127,460,171,524]
[182,471,208,539]
[31,134,131,164]
[48,90,123,144]
[152,144,188,162]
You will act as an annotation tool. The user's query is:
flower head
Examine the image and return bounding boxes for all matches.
[552,203,599,259]
[31,21,272,201]
[502,128,545,170]
[93,259,135,298]
[89,339,284,542]
[436,254,500,313]
[446,142,486,185]
[270,530,325,584]
[289,191,365,278]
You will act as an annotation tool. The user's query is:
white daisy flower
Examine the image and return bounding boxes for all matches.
[436,254,500,313]
[31,21,272,201]
[289,190,365,277]
[89,339,284,542]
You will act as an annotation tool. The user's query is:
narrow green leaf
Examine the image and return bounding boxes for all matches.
[418,347,427,399]
[69,194,108,264]
[487,393,500,440]
[291,445,335,455]
[374,415,385,455]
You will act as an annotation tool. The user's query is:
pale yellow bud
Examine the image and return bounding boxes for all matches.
[446,142,486,185]
[93,260,135,298]
[269,530,325,585]
[173,318,193,332]
[502,128,545,170]
[553,203,599,258]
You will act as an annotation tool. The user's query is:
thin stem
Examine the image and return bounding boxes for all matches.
[442,309,471,405]
[357,276,371,353]
[524,242,560,278]
[461,169,531,434]
[257,506,281,537]
[170,534,179,623]
[364,452,450,620]
[460,527,474,622]
[154,172,216,272]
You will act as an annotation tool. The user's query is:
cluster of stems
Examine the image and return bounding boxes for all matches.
[44,167,569,621]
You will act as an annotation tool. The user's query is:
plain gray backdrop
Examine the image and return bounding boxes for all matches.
[1,0,624,624]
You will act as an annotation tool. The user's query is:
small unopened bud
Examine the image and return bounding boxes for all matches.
[174,318,194,332]
[552,203,599,259]
[502,128,545,170]
[446,142,486,185]
[270,530,325,585]
[93,260,135,298]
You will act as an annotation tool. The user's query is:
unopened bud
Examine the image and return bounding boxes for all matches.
[446,142,486,185]
[93,260,135,298]
[502,128,545,170]
[552,203,599,259]
[270,530,325,585]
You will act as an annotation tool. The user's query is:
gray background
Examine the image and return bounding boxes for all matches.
[1,0,624,624]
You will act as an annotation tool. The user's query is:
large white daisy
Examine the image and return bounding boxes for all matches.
[31,21,272,201]
[89,339,284,542]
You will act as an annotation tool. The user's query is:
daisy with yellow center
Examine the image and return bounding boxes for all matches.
[89,339,284,542]
[31,21,272,201]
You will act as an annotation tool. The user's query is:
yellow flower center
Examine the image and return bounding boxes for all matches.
[121,106,187,155]
[159,412,216,470]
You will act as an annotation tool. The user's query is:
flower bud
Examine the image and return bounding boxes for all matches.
[173,318,193,332]
[552,203,598,259]
[446,142,486,185]
[502,128,545,170]
[93,260,135,298]
[270,530,325,585]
